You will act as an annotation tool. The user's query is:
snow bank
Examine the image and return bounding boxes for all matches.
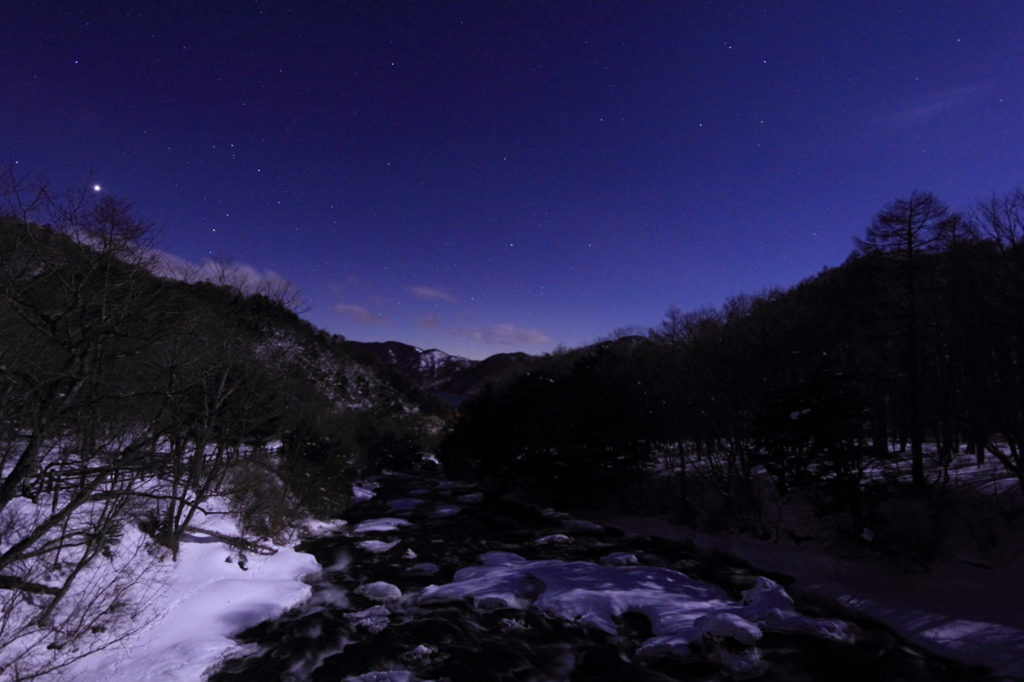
[688,529,1024,678]
[67,501,321,682]
[836,595,1024,678]
[418,552,852,677]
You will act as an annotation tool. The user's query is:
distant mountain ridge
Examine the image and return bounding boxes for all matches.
[344,340,537,406]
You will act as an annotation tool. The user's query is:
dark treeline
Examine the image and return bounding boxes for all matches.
[0,172,445,679]
[443,190,1024,558]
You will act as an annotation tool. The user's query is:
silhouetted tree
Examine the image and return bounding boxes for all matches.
[0,182,171,679]
[856,191,953,490]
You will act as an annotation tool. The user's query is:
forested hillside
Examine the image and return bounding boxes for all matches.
[443,190,1024,563]
[344,339,539,406]
[0,178,446,679]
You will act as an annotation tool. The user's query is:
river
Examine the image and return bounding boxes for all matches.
[208,471,994,681]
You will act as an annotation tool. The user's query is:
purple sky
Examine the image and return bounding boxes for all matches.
[4,1,1023,359]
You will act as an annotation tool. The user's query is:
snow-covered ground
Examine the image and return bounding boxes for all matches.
[64,500,331,682]
[593,514,1024,679]
[653,443,1024,498]
[635,443,1024,677]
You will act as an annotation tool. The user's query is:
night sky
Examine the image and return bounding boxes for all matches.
[4,2,1022,359]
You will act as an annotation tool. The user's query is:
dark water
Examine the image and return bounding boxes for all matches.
[209,471,998,682]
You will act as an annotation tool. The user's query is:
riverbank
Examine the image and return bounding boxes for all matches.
[212,471,996,682]
[63,498,328,682]
[587,512,1024,679]
[61,472,1023,681]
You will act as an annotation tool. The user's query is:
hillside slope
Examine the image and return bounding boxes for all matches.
[345,340,537,406]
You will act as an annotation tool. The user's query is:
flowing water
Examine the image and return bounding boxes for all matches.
[209,471,996,682]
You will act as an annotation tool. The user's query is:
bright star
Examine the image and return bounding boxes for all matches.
[92,185,101,192]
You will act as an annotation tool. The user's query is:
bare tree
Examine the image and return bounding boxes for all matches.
[972,187,1024,249]
[856,191,952,490]
[0,165,49,224]
[0,176,171,679]
[161,256,305,313]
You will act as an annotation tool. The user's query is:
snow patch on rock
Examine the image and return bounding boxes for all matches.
[354,517,412,534]
[358,539,400,554]
[417,553,852,678]
[433,504,461,517]
[352,486,377,502]
[407,563,440,575]
[344,670,432,682]
[566,519,604,532]
[534,534,572,545]
[345,605,391,633]
[388,498,426,511]
[600,552,639,566]
[355,581,402,602]
[301,518,348,537]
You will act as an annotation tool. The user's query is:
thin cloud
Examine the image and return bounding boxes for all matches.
[450,323,554,346]
[409,286,457,303]
[149,250,301,306]
[880,83,990,125]
[332,302,389,325]
[148,248,193,278]
[418,315,442,330]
